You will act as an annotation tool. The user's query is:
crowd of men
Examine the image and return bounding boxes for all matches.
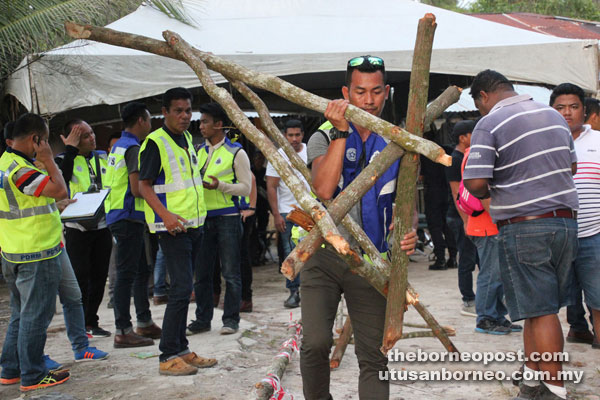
[0,54,598,400]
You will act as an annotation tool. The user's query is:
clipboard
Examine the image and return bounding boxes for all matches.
[60,189,110,224]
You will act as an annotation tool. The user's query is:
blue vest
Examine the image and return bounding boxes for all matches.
[106,132,144,224]
[340,124,400,253]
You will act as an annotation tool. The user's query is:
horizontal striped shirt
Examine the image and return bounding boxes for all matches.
[463,94,578,222]
[573,125,600,238]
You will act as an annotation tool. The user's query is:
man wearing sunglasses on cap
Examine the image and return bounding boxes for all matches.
[303,55,417,399]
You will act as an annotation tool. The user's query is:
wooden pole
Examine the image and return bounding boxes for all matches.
[64,21,451,166]
[330,317,353,370]
[382,14,437,355]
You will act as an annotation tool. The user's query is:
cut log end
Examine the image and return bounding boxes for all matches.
[325,234,351,255]
[437,152,452,167]
[423,13,437,23]
[64,22,90,39]
[280,262,296,280]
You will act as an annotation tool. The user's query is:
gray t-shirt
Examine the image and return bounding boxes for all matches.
[463,94,579,221]
[307,130,361,250]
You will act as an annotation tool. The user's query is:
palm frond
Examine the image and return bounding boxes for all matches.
[0,0,194,82]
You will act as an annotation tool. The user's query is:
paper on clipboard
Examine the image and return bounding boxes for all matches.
[60,189,109,220]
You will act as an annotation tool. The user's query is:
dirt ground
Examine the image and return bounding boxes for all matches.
[0,249,598,400]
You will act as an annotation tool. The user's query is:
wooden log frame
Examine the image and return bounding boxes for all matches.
[64,22,451,166]
[383,14,437,355]
[254,321,303,400]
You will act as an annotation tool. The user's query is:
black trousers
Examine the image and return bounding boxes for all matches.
[424,186,457,260]
[65,227,112,328]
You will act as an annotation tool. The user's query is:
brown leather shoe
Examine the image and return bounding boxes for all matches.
[159,357,198,376]
[135,323,162,339]
[566,328,595,344]
[114,332,154,348]
[240,299,253,313]
[180,352,217,368]
[153,295,168,306]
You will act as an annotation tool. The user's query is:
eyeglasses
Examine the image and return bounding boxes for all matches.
[347,56,384,68]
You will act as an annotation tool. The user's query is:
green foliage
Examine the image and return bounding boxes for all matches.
[0,0,192,81]
[469,0,600,21]
[421,0,463,12]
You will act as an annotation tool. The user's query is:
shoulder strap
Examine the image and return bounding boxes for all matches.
[93,151,102,187]
[317,129,331,145]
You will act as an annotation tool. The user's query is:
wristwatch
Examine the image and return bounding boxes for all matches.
[330,127,350,140]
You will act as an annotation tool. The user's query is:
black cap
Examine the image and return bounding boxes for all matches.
[452,120,476,142]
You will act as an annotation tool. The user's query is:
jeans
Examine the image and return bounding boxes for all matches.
[301,247,389,399]
[194,215,242,328]
[65,227,112,328]
[109,220,153,333]
[472,235,508,324]
[241,214,255,301]
[57,251,89,353]
[446,214,478,302]
[571,233,600,310]
[158,227,203,362]
[498,217,578,321]
[153,245,167,297]
[1,254,61,385]
[567,286,593,332]
[280,213,300,291]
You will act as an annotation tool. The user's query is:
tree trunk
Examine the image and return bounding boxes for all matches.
[382,14,437,355]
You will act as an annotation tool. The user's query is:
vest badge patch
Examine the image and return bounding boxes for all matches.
[215,157,222,165]
[346,148,357,162]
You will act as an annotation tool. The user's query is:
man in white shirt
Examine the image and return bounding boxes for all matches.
[551,84,600,354]
[266,119,310,308]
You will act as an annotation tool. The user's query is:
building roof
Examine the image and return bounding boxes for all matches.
[471,12,600,39]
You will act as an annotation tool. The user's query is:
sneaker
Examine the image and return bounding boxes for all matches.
[428,257,447,270]
[159,357,197,376]
[512,382,541,399]
[283,290,300,308]
[475,319,511,335]
[43,355,62,371]
[499,319,523,332]
[74,346,109,362]
[220,325,239,335]
[460,300,477,317]
[531,383,565,400]
[0,376,20,385]
[186,320,211,336]
[86,326,111,338]
[20,369,70,392]
[180,352,217,368]
[566,328,594,344]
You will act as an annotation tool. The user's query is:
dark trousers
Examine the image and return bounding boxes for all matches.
[65,227,112,328]
[194,215,242,328]
[241,214,255,301]
[158,227,203,362]
[424,187,456,260]
[567,282,594,333]
[446,214,478,302]
[109,220,152,332]
[300,247,388,400]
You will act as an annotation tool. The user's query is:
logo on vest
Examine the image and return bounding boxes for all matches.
[215,157,222,165]
[101,167,106,174]
[76,165,83,172]
[180,157,186,167]
[191,154,198,165]
[346,148,357,162]
[0,171,4,189]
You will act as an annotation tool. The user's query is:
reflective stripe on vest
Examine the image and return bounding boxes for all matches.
[2,243,62,263]
[147,216,206,232]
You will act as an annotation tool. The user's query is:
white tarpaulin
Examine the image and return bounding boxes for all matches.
[445,84,553,112]
[5,0,598,115]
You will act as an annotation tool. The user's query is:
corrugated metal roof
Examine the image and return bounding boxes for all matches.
[471,12,600,39]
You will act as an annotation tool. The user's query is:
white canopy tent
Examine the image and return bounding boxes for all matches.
[445,84,553,112]
[5,0,598,116]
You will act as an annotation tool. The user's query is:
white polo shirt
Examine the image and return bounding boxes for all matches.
[265,144,310,214]
[574,124,600,238]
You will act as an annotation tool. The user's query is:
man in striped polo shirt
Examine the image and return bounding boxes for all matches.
[463,70,579,400]
[550,83,600,351]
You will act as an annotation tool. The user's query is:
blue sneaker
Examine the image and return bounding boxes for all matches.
[475,319,511,335]
[43,355,62,371]
[499,319,523,332]
[74,346,109,362]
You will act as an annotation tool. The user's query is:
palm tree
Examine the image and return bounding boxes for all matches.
[0,0,192,82]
